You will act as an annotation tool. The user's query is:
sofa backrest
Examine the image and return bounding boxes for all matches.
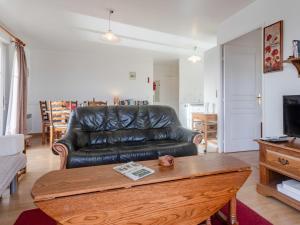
[69,105,180,132]
[67,106,180,146]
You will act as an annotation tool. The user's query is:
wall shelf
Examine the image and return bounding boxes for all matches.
[283,57,300,76]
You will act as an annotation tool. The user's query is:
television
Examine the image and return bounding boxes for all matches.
[283,95,300,138]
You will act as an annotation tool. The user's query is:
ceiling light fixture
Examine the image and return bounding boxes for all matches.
[102,9,120,43]
[188,46,201,63]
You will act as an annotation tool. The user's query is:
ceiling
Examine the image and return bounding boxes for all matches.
[0,0,256,56]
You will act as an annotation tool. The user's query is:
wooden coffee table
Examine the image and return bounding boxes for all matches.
[32,155,251,225]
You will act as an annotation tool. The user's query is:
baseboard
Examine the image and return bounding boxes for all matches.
[28,133,42,138]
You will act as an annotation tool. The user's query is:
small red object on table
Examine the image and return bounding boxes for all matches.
[158,155,174,167]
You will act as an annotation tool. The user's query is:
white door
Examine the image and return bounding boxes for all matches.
[179,103,189,128]
[223,45,262,152]
[156,77,179,114]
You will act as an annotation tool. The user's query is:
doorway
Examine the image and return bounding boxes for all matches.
[153,60,179,114]
[222,28,262,153]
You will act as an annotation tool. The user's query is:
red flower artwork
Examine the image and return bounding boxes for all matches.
[266,34,272,41]
[272,49,279,56]
[264,21,283,73]
[265,46,271,53]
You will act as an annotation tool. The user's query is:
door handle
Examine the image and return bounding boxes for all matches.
[256,93,262,105]
[278,157,289,165]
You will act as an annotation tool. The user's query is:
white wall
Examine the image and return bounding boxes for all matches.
[28,46,153,133]
[153,60,179,114]
[179,59,204,127]
[226,28,262,49]
[218,0,300,137]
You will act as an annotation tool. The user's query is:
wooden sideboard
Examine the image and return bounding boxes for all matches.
[192,113,217,152]
[257,139,300,210]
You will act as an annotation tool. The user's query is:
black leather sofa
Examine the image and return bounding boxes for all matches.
[53,105,202,169]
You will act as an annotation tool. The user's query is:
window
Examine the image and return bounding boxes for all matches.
[5,50,18,135]
[0,41,8,135]
[0,42,4,134]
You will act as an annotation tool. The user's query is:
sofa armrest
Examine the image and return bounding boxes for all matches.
[57,135,76,152]
[52,135,76,170]
[172,127,202,145]
[52,142,68,169]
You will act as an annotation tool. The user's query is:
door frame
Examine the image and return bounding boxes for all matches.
[219,28,264,153]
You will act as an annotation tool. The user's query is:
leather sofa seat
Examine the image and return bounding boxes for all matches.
[54,105,201,169]
[67,140,196,168]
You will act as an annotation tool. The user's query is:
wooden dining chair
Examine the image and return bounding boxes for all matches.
[66,101,78,110]
[49,101,71,144]
[87,98,107,107]
[39,101,50,144]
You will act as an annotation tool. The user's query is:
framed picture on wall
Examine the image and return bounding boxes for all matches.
[263,20,283,73]
[293,40,300,58]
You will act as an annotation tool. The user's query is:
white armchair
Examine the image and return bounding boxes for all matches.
[0,134,24,156]
[0,134,27,196]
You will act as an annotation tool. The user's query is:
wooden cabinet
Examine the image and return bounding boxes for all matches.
[192,113,217,152]
[257,139,300,210]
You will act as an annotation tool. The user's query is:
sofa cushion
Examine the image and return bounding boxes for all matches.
[66,140,197,168]
[67,148,119,169]
[118,141,197,162]
[88,128,173,146]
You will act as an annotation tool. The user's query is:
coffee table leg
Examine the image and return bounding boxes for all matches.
[206,217,212,225]
[229,195,238,225]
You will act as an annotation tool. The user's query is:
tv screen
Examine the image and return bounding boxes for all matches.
[283,95,300,138]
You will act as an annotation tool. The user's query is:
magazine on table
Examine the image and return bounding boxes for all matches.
[113,161,155,181]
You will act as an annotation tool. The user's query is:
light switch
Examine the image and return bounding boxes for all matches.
[129,72,136,80]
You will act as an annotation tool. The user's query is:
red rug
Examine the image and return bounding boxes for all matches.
[213,200,273,225]
[14,200,272,225]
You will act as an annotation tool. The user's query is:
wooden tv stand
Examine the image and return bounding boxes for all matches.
[257,139,300,210]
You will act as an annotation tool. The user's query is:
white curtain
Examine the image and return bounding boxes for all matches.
[5,49,18,134]
[5,43,28,135]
